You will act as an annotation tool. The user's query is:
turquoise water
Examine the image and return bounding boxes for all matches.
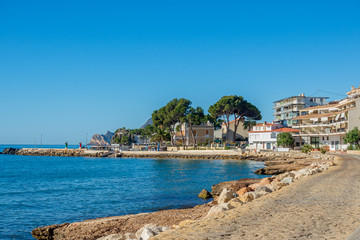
[0,145,264,240]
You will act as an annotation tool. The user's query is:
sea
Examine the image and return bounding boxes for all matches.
[0,145,264,240]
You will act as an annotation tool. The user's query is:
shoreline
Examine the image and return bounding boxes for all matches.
[153,154,350,240]
[29,151,334,240]
[2,148,335,176]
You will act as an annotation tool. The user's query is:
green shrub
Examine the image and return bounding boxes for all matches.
[301,144,313,153]
[225,145,231,150]
[277,132,295,147]
[320,147,327,154]
[347,145,354,150]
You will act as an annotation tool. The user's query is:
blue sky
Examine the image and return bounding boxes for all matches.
[1,0,359,144]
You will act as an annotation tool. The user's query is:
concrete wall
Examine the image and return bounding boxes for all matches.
[222,121,248,142]
[348,98,360,130]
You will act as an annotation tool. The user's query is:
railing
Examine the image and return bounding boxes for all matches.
[297,119,347,127]
[300,129,346,135]
[274,100,306,108]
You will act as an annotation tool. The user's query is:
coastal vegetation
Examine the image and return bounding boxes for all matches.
[344,127,360,150]
[208,95,261,142]
[152,98,192,146]
[90,96,262,148]
[276,132,295,148]
[301,144,313,153]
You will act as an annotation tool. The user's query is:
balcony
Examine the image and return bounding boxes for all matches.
[299,128,346,136]
[274,99,306,108]
[298,119,348,128]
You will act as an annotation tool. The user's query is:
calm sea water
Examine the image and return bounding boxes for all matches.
[0,145,264,240]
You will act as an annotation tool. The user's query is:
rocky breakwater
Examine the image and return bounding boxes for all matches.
[252,151,334,175]
[2,148,111,158]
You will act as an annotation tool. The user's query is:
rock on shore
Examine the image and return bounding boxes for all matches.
[2,148,20,155]
[211,178,260,197]
[4,148,111,158]
[31,203,213,240]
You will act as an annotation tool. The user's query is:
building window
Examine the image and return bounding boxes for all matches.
[193,130,197,136]
[327,137,329,140]
[206,130,209,134]
[322,137,325,140]
[311,137,320,148]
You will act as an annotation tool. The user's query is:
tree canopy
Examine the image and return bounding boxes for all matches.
[152,98,191,146]
[344,127,360,146]
[276,132,295,147]
[208,95,261,142]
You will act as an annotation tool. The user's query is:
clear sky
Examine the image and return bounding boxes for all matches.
[1,0,359,144]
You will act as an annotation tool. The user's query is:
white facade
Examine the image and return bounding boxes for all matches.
[273,94,328,127]
[248,122,299,150]
[293,85,360,151]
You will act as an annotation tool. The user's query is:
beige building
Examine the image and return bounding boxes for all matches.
[215,119,249,143]
[293,85,360,151]
[174,122,214,145]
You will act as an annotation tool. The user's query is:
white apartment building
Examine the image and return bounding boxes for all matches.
[293,85,360,151]
[248,122,300,150]
[273,94,328,127]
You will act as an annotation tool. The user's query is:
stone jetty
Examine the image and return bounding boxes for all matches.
[2,148,111,158]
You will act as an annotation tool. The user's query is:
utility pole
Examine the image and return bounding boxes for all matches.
[86,133,88,146]
[40,134,42,146]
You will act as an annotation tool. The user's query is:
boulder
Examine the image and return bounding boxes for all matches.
[228,197,244,208]
[206,202,234,217]
[239,192,256,203]
[32,223,70,240]
[217,188,233,204]
[258,177,275,186]
[211,178,260,196]
[255,164,305,175]
[291,170,303,180]
[198,189,212,199]
[249,183,260,191]
[96,234,124,240]
[135,224,168,240]
[255,185,272,193]
[236,187,252,197]
[281,177,293,185]
[271,181,287,191]
[297,168,310,176]
[2,148,20,155]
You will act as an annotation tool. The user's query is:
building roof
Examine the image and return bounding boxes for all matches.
[222,118,244,126]
[249,127,299,133]
[273,127,300,133]
[273,95,328,103]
